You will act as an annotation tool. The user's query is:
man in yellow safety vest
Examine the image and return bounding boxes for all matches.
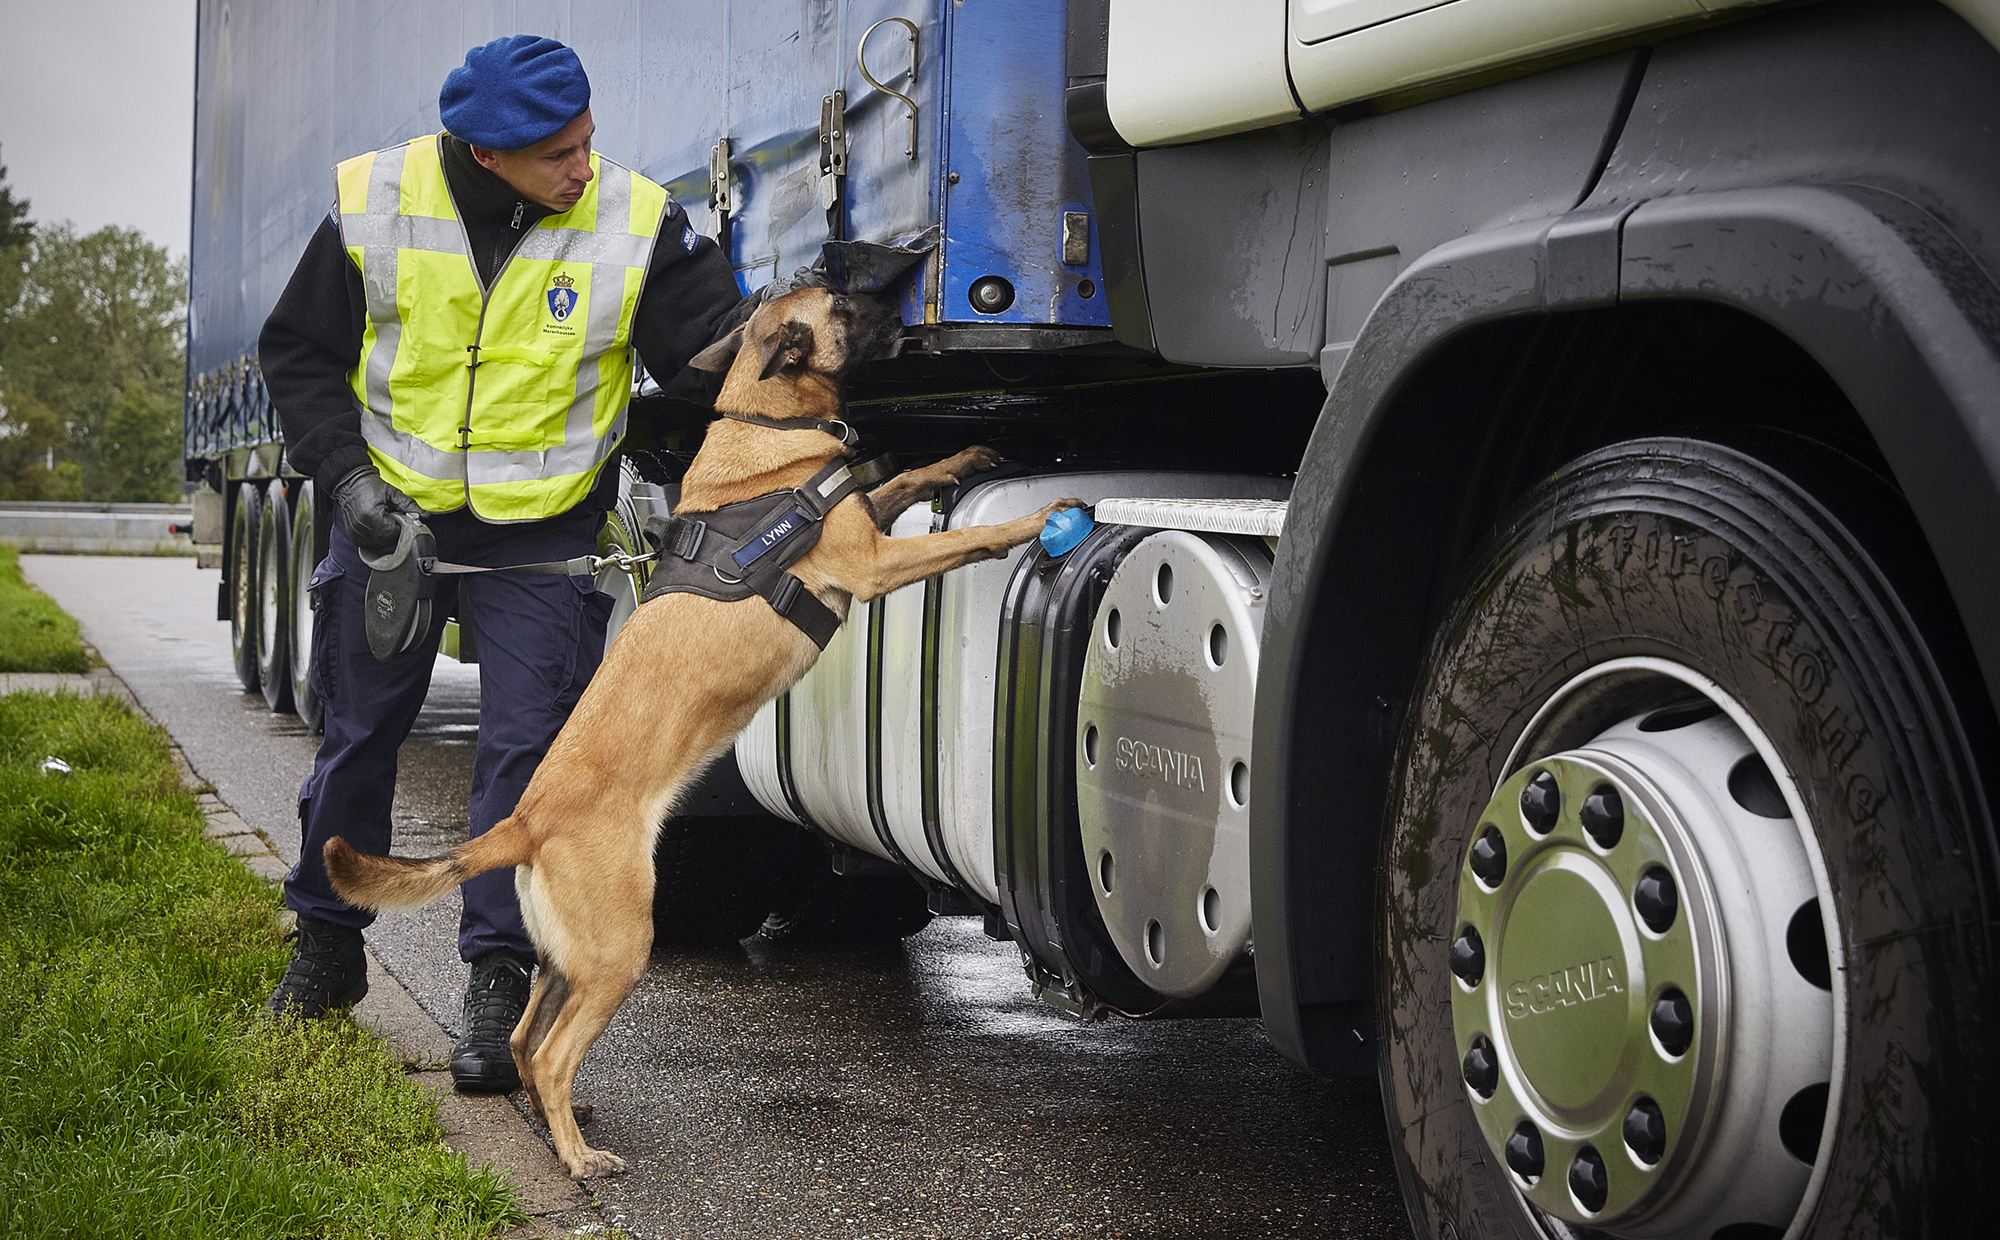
[257,34,740,1093]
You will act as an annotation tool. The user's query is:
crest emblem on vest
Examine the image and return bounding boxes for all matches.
[546,272,578,323]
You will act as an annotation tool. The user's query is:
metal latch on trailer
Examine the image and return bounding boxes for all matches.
[819,90,847,214]
[709,137,733,219]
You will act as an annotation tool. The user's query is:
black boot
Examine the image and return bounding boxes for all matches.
[265,914,368,1019]
[450,949,533,1093]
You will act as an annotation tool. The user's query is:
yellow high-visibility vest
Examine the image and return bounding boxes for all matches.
[334,133,668,521]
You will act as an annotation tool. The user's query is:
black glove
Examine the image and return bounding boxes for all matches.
[331,466,419,557]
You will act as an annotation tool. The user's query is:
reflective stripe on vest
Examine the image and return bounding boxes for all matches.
[335,134,668,521]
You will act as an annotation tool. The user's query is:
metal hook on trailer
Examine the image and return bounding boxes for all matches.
[857,17,920,161]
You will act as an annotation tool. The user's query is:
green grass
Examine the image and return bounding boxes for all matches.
[0,546,92,673]
[0,692,524,1239]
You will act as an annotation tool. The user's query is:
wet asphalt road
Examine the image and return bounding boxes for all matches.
[22,554,1411,1240]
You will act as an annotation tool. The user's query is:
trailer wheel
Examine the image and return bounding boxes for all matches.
[255,480,294,713]
[289,480,323,731]
[1379,439,1994,1238]
[651,814,797,946]
[228,482,262,694]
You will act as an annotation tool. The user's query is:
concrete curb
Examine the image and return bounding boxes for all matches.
[3,666,602,1238]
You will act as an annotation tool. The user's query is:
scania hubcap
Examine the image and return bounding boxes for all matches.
[1451,660,1839,1236]
[1453,753,1705,1221]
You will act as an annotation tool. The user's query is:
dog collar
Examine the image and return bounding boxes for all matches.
[718,411,860,453]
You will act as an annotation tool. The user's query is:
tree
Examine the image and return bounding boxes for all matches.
[0,158,31,396]
[99,383,185,502]
[0,389,75,501]
[0,159,46,494]
[0,196,187,502]
[0,160,28,249]
[0,157,30,318]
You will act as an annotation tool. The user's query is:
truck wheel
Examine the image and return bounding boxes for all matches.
[595,465,647,656]
[255,480,294,713]
[1379,438,1995,1238]
[289,480,323,731]
[228,481,262,694]
[651,815,796,946]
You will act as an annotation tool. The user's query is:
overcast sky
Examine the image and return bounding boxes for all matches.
[0,0,197,256]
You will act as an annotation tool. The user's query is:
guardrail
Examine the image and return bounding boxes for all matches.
[0,502,197,556]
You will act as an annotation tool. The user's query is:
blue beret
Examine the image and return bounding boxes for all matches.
[440,35,591,151]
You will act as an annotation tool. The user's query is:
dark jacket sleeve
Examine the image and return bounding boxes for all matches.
[632,199,742,389]
[258,215,371,490]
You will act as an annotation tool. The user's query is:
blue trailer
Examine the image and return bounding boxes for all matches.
[187,0,1106,413]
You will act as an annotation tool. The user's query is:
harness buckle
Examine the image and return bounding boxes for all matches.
[672,518,707,561]
[769,574,802,615]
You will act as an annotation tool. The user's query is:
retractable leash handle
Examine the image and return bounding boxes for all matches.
[358,513,438,661]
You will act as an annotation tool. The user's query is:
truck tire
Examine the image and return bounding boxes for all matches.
[651,814,797,946]
[255,480,294,713]
[1378,439,1994,1238]
[289,480,323,732]
[596,467,647,656]
[228,481,262,694]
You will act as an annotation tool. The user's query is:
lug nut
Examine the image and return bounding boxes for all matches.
[1449,926,1485,988]
[1469,826,1507,887]
[1505,1120,1545,1180]
[1651,987,1694,1056]
[1581,785,1624,849]
[1635,865,1679,933]
[1520,770,1561,833]
[1624,1096,1667,1165]
[1462,1035,1498,1098]
[1568,1145,1609,1212]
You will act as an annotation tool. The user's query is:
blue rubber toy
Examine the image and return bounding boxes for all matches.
[1039,506,1094,557]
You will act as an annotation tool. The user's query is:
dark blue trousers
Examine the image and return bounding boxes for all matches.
[284,506,611,961]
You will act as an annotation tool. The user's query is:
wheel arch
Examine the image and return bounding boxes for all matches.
[1251,186,2000,1073]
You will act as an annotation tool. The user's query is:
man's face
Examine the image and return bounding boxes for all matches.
[473,109,596,212]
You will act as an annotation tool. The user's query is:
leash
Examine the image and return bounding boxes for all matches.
[358,516,657,663]
[418,547,657,579]
[392,410,863,584]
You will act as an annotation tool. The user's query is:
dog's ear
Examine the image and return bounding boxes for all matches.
[688,326,746,373]
[757,320,816,381]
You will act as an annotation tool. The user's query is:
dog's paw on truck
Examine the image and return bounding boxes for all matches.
[185,0,2000,1230]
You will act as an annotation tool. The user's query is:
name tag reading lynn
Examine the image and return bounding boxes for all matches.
[732,509,812,570]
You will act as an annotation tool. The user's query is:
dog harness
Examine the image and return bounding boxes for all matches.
[640,447,859,649]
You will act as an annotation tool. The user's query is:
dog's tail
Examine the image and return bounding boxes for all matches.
[324,818,531,912]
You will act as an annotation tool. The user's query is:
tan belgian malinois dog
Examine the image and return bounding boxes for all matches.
[326,288,1082,1179]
